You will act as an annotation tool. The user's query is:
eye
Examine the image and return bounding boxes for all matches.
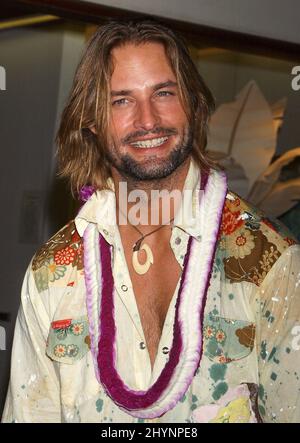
[112,98,129,106]
[156,90,174,97]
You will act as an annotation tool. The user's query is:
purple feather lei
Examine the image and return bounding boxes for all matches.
[79,185,95,203]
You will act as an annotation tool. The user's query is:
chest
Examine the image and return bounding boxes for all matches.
[131,248,180,316]
[121,235,182,365]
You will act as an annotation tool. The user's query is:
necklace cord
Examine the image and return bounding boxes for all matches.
[132,218,174,251]
[116,201,174,251]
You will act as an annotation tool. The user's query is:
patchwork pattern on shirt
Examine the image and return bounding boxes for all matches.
[46,316,90,364]
[32,221,83,293]
[203,314,255,363]
[218,192,297,286]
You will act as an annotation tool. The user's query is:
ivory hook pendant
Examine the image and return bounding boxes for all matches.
[132,243,154,275]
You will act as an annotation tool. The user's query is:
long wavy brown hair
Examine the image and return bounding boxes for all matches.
[56,19,216,197]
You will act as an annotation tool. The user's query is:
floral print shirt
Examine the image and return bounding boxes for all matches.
[2,161,300,423]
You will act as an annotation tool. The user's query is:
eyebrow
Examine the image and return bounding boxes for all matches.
[111,80,178,97]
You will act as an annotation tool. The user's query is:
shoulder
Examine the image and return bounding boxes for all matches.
[32,220,82,272]
[31,220,83,293]
[219,191,297,286]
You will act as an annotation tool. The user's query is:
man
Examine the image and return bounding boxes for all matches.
[2,20,300,423]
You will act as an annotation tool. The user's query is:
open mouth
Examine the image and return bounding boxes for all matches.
[129,136,169,149]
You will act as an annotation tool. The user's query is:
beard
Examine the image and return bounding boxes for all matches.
[106,125,193,181]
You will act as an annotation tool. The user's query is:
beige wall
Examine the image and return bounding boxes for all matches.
[193,48,294,105]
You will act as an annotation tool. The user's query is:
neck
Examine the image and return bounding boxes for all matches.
[113,157,191,227]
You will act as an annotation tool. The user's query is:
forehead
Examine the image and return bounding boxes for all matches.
[110,42,176,90]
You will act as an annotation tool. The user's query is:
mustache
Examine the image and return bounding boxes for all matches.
[122,127,178,144]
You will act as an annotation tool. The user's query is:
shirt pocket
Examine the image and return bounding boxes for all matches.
[203,315,256,363]
[46,316,90,364]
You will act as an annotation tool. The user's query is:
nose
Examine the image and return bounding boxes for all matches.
[133,101,160,131]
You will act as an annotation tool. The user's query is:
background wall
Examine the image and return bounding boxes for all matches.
[81,0,300,44]
[0,22,85,415]
[192,48,295,107]
[277,87,300,155]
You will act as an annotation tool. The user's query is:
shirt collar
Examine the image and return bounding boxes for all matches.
[75,159,202,240]
[172,158,202,239]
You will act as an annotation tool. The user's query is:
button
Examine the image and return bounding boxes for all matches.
[121,284,128,292]
[139,342,146,350]
[162,346,169,354]
[175,237,181,245]
[103,229,109,236]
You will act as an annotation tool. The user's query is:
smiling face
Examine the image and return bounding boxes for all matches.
[106,42,193,181]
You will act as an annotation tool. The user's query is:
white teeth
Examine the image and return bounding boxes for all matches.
[130,137,168,148]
